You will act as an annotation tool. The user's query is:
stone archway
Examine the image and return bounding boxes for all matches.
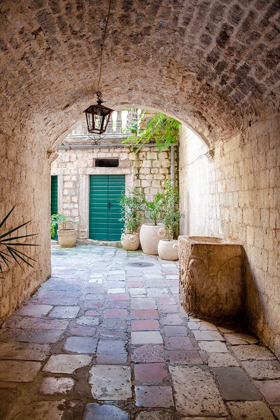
[0,0,279,356]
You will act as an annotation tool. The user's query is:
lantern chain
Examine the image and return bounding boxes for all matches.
[97,0,113,96]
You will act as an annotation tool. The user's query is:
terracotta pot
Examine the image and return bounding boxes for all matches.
[57,229,77,248]
[121,233,140,251]
[139,224,165,255]
[158,239,178,261]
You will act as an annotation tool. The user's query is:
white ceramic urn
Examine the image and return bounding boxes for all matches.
[139,224,165,255]
[121,233,140,251]
[158,239,179,261]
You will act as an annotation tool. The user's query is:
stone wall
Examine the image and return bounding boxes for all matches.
[179,114,280,357]
[51,146,176,238]
[0,132,51,323]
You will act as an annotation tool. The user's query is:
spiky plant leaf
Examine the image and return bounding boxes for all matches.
[0,207,38,278]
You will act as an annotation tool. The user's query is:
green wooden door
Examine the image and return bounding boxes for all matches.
[51,176,58,240]
[89,175,125,241]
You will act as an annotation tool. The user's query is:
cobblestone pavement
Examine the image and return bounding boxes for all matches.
[0,245,279,420]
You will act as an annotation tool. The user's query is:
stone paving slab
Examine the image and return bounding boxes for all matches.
[13,401,64,420]
[242,360,280,379]
[16,304,53,316]
[0,245,278,419]
[43,354,92,373]
[40,377,75,395]
[212,367,262,400]
[227,401,275,419]
[0,342,50,360]
[0,360,41,382]
[84,403,129,420]
[170,366,227,417]
[89,365,132,400]
[64,336,98,353]
[135,385,174,408]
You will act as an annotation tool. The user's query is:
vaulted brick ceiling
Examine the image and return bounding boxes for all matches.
[0,0,279,149]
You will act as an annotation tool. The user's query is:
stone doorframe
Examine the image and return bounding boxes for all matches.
[79,168,133,239]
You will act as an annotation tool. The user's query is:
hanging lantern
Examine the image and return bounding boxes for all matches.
[84,91,114,134]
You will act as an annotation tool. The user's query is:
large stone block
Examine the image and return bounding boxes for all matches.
[179,235,245,319]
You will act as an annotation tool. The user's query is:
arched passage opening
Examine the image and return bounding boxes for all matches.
[0,0,279,359]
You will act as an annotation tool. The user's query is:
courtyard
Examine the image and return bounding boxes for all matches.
[0,245,279,419]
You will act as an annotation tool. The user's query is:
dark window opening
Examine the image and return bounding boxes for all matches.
[95,159,119,167]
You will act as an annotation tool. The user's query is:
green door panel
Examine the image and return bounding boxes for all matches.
[51,176,58,240]
[89,175,125,241]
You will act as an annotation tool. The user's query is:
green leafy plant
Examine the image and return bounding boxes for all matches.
[0,206,38,278]
[144,193,165,226]
[119,188,145,234]
[50,213,67,238]
[162,180,180,240]
[123,112,181,152]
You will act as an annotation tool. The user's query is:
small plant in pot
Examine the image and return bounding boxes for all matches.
[158,180,181,261]
[51,213,77,248]
[140,192,165,255]
[119,188,144,251]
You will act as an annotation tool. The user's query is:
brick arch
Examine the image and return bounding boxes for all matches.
[0,0,279,153]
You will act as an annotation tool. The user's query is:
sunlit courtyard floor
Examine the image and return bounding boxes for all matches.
[0,244,279,419]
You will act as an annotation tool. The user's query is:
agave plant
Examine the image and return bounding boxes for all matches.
[0,206,38,278]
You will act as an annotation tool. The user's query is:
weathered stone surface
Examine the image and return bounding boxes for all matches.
[40,377,74,395]
[0,342,50,360]
[75,316,99,326]
[170,366,227,416]
[198,341,229,353]
[84,404,129,420]
[135,386,174,408]
[48,306,80,318]
[0,329,64,344]
[227,401,275,420]
[43,354,92,373]
[132,345,165,363]
[16,305,53,317]
[224,333,258,345]
[179,236,244,319]
[131,331,163,345]
[89,365,132,400]
[207,352,239,367]
[97,339,126,354]
[193,331,224,341]
[64,337,97,353]
[242,360,280,379]
[212,367,262,400]
[13,401,64,420]
[232,344,276,360]
[134,363,168,383]
[135,411,175,420]
[0,360,41,382]
[254,380,280,405]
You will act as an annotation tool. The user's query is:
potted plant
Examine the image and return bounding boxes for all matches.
[119,188,144,251]
[51,213,77,248]
[139,192,165,255]
[158,180,181,260]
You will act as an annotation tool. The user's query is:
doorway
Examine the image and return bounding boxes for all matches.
[89,174,125,241]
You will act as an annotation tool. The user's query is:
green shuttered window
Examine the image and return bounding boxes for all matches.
[51,175,58,240]
[89,175,125,241]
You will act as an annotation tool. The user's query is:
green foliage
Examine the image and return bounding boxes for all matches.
[50,213,67,238]
[123,112,181,152]
[144,193,165,226]
[162,180,180,240]
[119,189,145,234]
[0,206,38,278]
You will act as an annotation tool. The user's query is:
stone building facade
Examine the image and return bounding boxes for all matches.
[51,114,177,240]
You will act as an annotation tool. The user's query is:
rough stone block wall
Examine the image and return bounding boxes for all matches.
[179,115,280,357]
[0,133,51,323]
[51,146,177,236]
